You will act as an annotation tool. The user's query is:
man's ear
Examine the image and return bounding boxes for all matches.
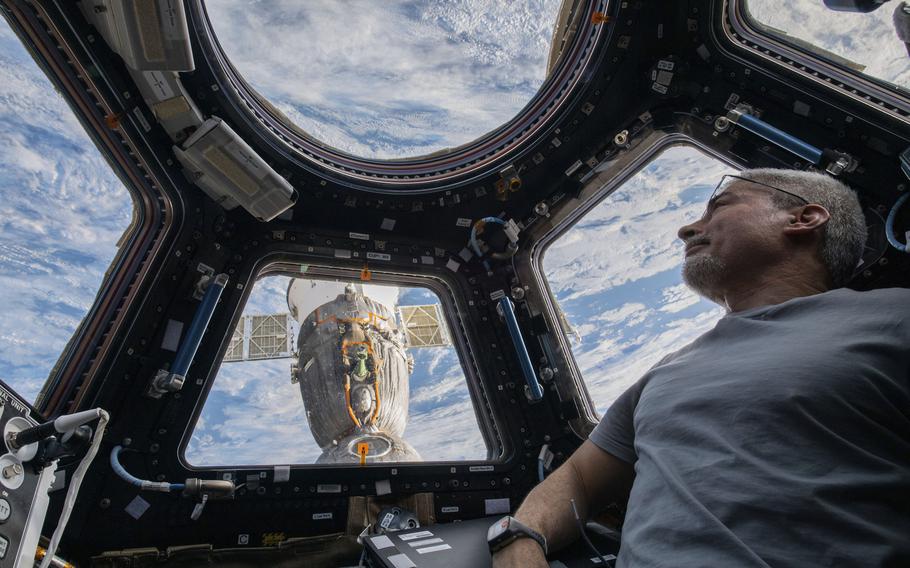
[783,203,830,235]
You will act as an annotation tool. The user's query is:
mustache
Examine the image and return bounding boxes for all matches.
[684,237,710,249]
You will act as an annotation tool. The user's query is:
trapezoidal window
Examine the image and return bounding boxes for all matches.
[186,274,487,466]
[743,0,909,91]
[0,18,134,403]
[541,146,734,413]
[204,1,564,159]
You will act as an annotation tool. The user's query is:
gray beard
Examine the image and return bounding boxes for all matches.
[682,254,727,305]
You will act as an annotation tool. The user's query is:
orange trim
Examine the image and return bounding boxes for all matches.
[341,340,374,355]
[314,311,389,327]
[371,379,381,424]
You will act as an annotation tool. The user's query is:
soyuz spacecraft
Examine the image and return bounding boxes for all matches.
[224,279,451,464]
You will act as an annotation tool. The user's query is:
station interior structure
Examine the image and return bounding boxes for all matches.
[0,0,908,566]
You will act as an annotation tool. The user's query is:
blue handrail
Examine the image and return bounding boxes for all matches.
[730,110,824,165]
[499,297,544,401]
[172,273,229,377]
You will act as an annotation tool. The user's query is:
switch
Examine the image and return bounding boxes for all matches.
[0,498,9,523]
[0,534,9,559]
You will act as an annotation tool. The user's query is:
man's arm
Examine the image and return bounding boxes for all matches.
[492,440,635,567]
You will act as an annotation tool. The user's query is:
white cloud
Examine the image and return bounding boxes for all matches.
[659,283,701,314]
[747,0,909,88]
[206,0,561,158]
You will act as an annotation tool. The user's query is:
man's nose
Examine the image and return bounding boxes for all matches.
[677,219,702,242]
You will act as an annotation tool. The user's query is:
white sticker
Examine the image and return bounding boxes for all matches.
[334,249,352,259]
[420,256,434,265]
[317,484,342,493]
[367,252,391,261]
[142,71,175,100]
[381,218,397,231]
[132,107,152,132]
[371,535,395,550]
[157,1,183,40]
[458,248,473,262]
[440,506,459,513]
[484,498,511,515]
[312,512,333,520]
[350,232,370,240]
[416,544,452,554]
[489,290,506,301]
[161,320,183,352]
[565,160,583,176]
[456,218,472,227]
[469,465,494,472]
[380,512,395,529]
[407,537,443,548]
[125,495,150,520]
[399,530,433,541]
[387,553,416,568]
[376,479,392,496]
[658,60,674,71]
[445,259,460,272]
[238,534,249,545]
[273,465,290,483]
[651,82,668,94]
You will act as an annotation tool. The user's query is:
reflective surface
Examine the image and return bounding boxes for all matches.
[746,0,910,90]
[543,146,731,413]
[187,275,487,465]
[0,19,133,403]
[205,0,562,159]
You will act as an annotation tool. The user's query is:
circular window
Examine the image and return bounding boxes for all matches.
[199,0,608,186]
[207,1,563,160]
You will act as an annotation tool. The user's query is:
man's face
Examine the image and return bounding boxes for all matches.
[677,179,789,304]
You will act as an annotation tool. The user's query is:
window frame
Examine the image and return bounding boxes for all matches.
[719,0,910,125]
[529,135,740,428]
[178,261,503,470]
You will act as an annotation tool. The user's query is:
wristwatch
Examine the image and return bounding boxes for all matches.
[487,516,548,555]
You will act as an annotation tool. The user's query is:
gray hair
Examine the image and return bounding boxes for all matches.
[740,168,866,288]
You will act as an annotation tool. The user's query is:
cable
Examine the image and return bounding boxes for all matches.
[885,192,909,253]
[538,444,550,483]
[110,445,185,492]
[40,410,110,568]
[569,498,613,567]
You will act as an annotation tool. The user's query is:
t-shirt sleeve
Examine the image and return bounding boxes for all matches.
[588,382,641,464]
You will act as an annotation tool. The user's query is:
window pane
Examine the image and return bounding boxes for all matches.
[0,20,134,403]
[186,275,487,466]
[543,147,732,413]
[745,0,909,90]
[205,0,562,159]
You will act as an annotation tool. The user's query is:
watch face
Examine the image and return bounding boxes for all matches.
[487,516,511,542]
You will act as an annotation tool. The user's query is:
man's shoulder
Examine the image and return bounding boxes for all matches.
[827,286,910,306]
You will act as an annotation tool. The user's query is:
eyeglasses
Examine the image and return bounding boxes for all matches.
[703,174,810,218]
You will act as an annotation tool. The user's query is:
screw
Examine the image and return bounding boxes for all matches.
[2,464,22,479]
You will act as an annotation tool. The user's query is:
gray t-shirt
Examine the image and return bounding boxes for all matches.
[590,287,910,567]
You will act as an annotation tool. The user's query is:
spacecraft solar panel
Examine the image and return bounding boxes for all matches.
[247,314,293,360]
[222,314,294,362]
[223,325,245,362]
[398,304,450,348]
